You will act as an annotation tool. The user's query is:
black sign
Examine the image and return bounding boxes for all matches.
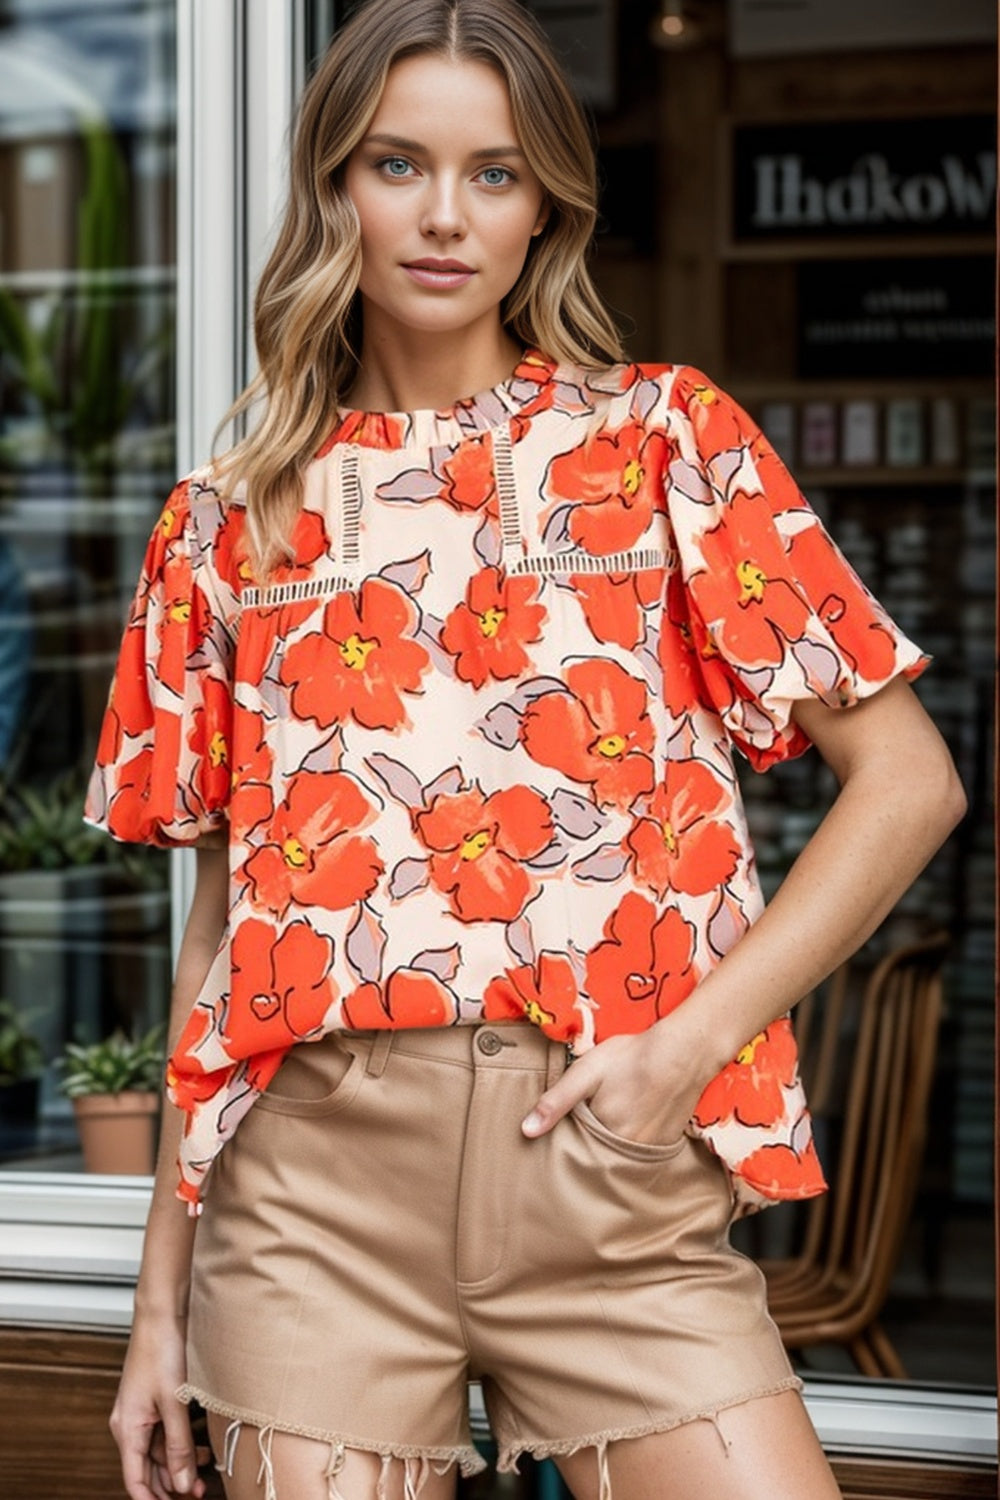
[733,116,996,241]
[797,257,994,378]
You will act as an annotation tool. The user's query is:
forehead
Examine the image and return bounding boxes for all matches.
[367,53,518,145]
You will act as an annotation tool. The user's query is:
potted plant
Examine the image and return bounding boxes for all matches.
[0,999,43,1126]
[59,1025,164,1174]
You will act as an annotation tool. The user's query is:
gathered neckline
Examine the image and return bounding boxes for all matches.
[317,346,560,454]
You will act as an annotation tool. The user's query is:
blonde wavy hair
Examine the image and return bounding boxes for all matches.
[214,0,626,578]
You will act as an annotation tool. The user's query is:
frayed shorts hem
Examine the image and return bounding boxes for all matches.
[175,1383,488,1479]
[496,1373,805,1472]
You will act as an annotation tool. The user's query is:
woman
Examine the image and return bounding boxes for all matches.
[86,3,966,1498]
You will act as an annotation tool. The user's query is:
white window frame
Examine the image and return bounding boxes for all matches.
[0,0,994,1472]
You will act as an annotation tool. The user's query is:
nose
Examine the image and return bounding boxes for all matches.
[418,174,467,240]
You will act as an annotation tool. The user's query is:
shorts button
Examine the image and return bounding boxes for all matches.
[477,1030,503,1056]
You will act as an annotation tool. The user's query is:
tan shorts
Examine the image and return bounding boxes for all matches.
[181,1022,800,1492]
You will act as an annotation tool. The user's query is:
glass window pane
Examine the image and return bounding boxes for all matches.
[0,0,176,1173]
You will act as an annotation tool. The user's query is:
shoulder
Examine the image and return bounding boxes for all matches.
[155,466,248,607]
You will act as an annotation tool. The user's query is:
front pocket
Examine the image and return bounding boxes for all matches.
[571,1099,690,1162]
[256,1035,365,1117]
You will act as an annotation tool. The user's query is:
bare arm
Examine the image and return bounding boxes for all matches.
[523,677,967,1142]
[110,844,229,1500]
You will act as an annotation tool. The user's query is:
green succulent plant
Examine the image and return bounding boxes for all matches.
[0,1000,43,1085]
[0,771,165,883]
[59,1025,164,1098]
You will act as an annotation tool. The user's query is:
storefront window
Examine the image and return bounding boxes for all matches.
[0,0,176,1172]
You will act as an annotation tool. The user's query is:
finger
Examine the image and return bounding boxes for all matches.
[119,1440,158,1500]
[522,1061,595,1136]
[160,1401,199,1495]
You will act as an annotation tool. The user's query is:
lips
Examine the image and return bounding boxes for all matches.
[404,258,475,272]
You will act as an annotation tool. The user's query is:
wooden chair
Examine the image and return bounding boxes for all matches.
[760,932,949,1379]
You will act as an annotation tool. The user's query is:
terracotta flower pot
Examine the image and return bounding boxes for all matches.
[72,1091,159,1174]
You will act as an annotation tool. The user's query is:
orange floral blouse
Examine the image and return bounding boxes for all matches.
[84,350,927,1213]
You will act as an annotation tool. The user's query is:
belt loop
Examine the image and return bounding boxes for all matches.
[546,1039,568,1091]
[365,1030,394,1078]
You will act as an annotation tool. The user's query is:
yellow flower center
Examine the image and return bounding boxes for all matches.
[160,507,175,534]
[208,732,228,768]
[662,820,677,855]
[693,384,716,405]
[169,599,192,623]
[622,459,644,496]
[460,829,492,861]
[478,606,506,639]
[596,734,626,759]
[736,559,767,603]
[524,998,556,1028]
[282,836,308,869]
[339,633,377,670]
[736,1031,767,1067]
[237,558,255,582]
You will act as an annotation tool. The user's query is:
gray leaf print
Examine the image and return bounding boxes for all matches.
[571,843,629,883]
[667,457,713,505]
[411,944,462,981]
[473,515,502,568]
[630,377,662,424]
[505,914,535,967]
[345,903,388,983]
[541,503,574,553]
[364,753,426,809]
[790,637,843,696]
[707,887,749,959]
[388,856,431,900]
[475,702,522,750]
[380,550,432,593]
[550,787,607,839]
[376,469,441,504]
[525,835,568,870]
[424,765,464,801]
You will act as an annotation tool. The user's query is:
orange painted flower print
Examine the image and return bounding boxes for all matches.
[229,706,274,840]
[440,566,546,687]
[186,674,233,819]
[737,1137,827,1199]
[439,434,498,515]
[342,967,458,1029]
[689,490,812,669]
[229,916,337,1053]
[625,760,740,900]
[413,782,553,922]
[694,1017,799,1129]
[242,770,383,920]
[586,892,696,1039]
[546,424,668,554]
[166,1003,232,1113]
[521,660,655,811]
[483,952,582,1043]
[789,524,898,681]
[569,567,663,650]
[278,577,431,730]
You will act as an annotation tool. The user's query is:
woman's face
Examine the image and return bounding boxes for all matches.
[343,53,549,345]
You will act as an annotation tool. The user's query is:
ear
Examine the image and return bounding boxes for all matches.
[531,199,551,237]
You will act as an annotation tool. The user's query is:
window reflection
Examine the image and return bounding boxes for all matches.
[0,0,176,1168]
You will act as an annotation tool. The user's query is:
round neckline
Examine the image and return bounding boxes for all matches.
[318,346,559,454]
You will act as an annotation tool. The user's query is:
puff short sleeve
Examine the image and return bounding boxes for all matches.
[663,367,929,770]
[84,476,236,846]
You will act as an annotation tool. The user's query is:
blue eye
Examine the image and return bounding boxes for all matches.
[480,166,513,187]
[379,156,412,177]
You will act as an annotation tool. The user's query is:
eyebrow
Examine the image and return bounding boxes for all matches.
[363,133,525,161]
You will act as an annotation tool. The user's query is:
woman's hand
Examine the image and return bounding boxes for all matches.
[521,1016,713,1147]
[110,1310,208,1500]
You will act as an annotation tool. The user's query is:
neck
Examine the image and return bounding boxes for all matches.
[344,316,523,413]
